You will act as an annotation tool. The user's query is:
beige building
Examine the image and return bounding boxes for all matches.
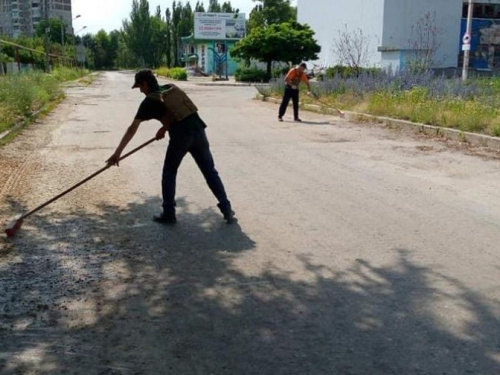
[0,0,73,38]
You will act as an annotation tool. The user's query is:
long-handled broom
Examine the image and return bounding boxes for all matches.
[5,137,157,238]
[308,92,346,118]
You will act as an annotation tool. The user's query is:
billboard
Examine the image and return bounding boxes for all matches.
[194,12,246,40]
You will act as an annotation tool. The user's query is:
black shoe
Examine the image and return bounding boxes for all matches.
[223,210,237,224]
[294,118,302,122]
[278,117,283,122]
[153,213,177,225]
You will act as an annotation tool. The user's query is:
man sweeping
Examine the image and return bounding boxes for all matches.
[278,62,312,122]
[106,70,236,224]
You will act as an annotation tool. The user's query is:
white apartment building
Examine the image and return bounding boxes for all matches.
[0,0,73,38]
[297,0,488,70]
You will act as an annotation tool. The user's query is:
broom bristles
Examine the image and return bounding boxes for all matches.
[5,215,23,238]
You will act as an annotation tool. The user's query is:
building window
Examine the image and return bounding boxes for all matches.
[485,5,495,17]
[463,3,500,19]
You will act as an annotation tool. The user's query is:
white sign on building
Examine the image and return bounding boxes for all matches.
[194,12,246,40]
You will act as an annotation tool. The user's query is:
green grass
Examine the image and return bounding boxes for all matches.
[362,90,499,134]
[156,67,188,81]
[0,67,89,136]
[265,79,500,137]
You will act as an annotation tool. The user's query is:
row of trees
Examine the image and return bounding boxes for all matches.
[77,0,242,69]
[0,0,445,77]
[1,0,321,75]
[0,33,79,71]
[79,2,440,75]
[82,0,313,71]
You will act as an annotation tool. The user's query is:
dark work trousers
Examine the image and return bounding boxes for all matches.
[278,86,300,119]
[162,127,231,216]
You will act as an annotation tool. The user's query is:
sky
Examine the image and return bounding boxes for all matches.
[72,0,297,35]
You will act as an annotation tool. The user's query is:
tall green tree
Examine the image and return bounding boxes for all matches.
[165,8,172,67]
[81,33,94,50]
[178,2,193,38]
[94,30,111,69]
[123,0,154,66]
[80,33,96,69]
[151,6,167,67]
[208,0,221,12]
[221,2,238,13]
[35,18,66,44]
[86,30,120,69]
[194,1,205,12]
[231,22,320,77]
[115,31,140,68]
[171,0,182,66]
[1,35,45,67]
[248,0,296,31]
[108,30,121,66]
[162,1,213,67]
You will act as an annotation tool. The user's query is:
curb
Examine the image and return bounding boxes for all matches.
[0,73,97,144]
[0,122,24,141]
[0,106,45,142]
[256,94,500,150]
[0,104,54,143]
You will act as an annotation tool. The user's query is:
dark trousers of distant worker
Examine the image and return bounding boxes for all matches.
[279,86,299,119]
[162,127,231,216]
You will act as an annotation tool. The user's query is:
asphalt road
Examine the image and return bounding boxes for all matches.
[1,71,500,375]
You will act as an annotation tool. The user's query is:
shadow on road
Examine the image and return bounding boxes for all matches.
[1,198,499,374]
[280,120,333,125]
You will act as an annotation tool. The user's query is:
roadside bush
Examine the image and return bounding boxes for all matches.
[259,68,500,136]
[272,66,289,79]
[235,67,269,82]
[324,65,381,79]
[50,67,89,82]
[156,67,188,81]
[0,68,88,135]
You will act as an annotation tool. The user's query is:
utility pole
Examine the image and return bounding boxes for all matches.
[44,0,51,73]
[462,0,473,81]
[60,16,65,61]
[0,39,5,75]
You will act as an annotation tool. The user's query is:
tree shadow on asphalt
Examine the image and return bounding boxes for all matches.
[1,198,499,374]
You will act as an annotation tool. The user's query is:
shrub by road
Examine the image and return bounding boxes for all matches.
[0,67,89,141]
[257,70,500,137]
